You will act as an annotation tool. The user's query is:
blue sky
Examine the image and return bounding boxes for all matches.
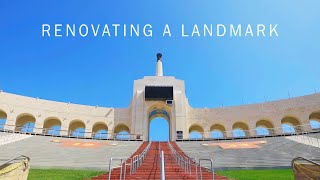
[0,1,320,140]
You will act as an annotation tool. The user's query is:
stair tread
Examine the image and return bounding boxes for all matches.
[92,142,229,180]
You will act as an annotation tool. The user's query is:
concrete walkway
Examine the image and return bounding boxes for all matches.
[0,134,142,170]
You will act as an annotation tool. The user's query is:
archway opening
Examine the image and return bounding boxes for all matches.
[210,124,225,139]
[309,112,320,130]
[92,122,108,139]
[189,124,204,139]
[281,116,301,133]
[15,114,36,132]
[256,127,269,136]
[43,117,62,135]
[0,110,7,130]
[149,117,169,141]
[114,124,130,140]
[232,122,249,137]
[282,124,296,133]
[147,105,171,141]
[68,120,86,137]
[256,120,274,136]
[233,129,246,137]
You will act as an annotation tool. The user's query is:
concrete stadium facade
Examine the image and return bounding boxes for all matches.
[0,55,320,141]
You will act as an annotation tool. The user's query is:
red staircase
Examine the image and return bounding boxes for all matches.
[92,142,228,180]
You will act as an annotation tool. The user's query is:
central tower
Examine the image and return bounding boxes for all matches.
[129,53,189,141]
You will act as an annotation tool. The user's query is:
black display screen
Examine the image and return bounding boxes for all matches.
[145,86,173,100]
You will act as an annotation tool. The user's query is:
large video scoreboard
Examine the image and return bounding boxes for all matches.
[145,86,173,101]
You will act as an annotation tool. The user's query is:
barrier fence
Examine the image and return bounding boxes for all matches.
[180,123,320,141]
[0,123,143,141]
[168,141,215,180]
[0,123,320,141]
[107,141,151,180]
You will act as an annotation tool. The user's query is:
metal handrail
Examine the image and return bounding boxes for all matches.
[168,142,215,180]
[1,123,319,141]
[160,150,165,180]
[108,158,127,180]
[199,159,215,180]
[168,142,195,175]
[0,155,30,167]
[292,157,320,168]
[291,157,320,179]
[127,141,152,176]
[0,123,143,141]
[178,123,320,140]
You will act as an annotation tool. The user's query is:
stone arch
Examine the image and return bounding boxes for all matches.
[114,123,130,133]
[92,122,109,138]
[0,109,7,129]
[68,120,86,136]
[43,117,62,135]
[114,123,130,139]
[147,103,171,141]
[281,116,301,133]
[309,111,320,130]
[147,103,171,122]
[232,121,249,137]
[15,113,36,132]
[210,124,226,138]
[256,119,275,136]
[189,124,204,139]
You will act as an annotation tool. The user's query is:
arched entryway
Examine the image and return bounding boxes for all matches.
[147,104,171,141]
[68,120,86,137]
[0,110,7,130]
[15,113,36,132]
[114,123,130,140]
[92,122,108,139]
[189,124,204,139]
[281,116,301,134]
[210,124,226,138]
[232,122,249,137]
[43,117,62,135]
[256,119,274,136]
[309,111,320,130]
[149,117,169,141]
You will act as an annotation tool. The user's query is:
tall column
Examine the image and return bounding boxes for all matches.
[34,116,44,134]
[4,113,16,131]
[85,122,93,138]
[156,53,163,76]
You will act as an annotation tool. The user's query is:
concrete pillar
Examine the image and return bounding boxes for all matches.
[272,117,283,135]
[60,120,70,136]
[248,121,256,137]
[298,113,312,132]
[225,122,233,138]
[4,113,16,131]
[156,53,163,76]
[85,123,93,138]
[203,125,210,139]
[33,116,44,134]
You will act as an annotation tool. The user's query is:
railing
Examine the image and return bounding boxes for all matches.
[131,141,152,174]
[160,150,165,180]
[178,123,320,141]
[199,159,215,180]
[0,155,30,168]
[0,123,143,141]
[1,123,320,142]
[108,141,152,180]
[168,142,214,180]
[107,158,129,180]
[0,155,30,179]
[292,157,320,179]
[286,134,320,148]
